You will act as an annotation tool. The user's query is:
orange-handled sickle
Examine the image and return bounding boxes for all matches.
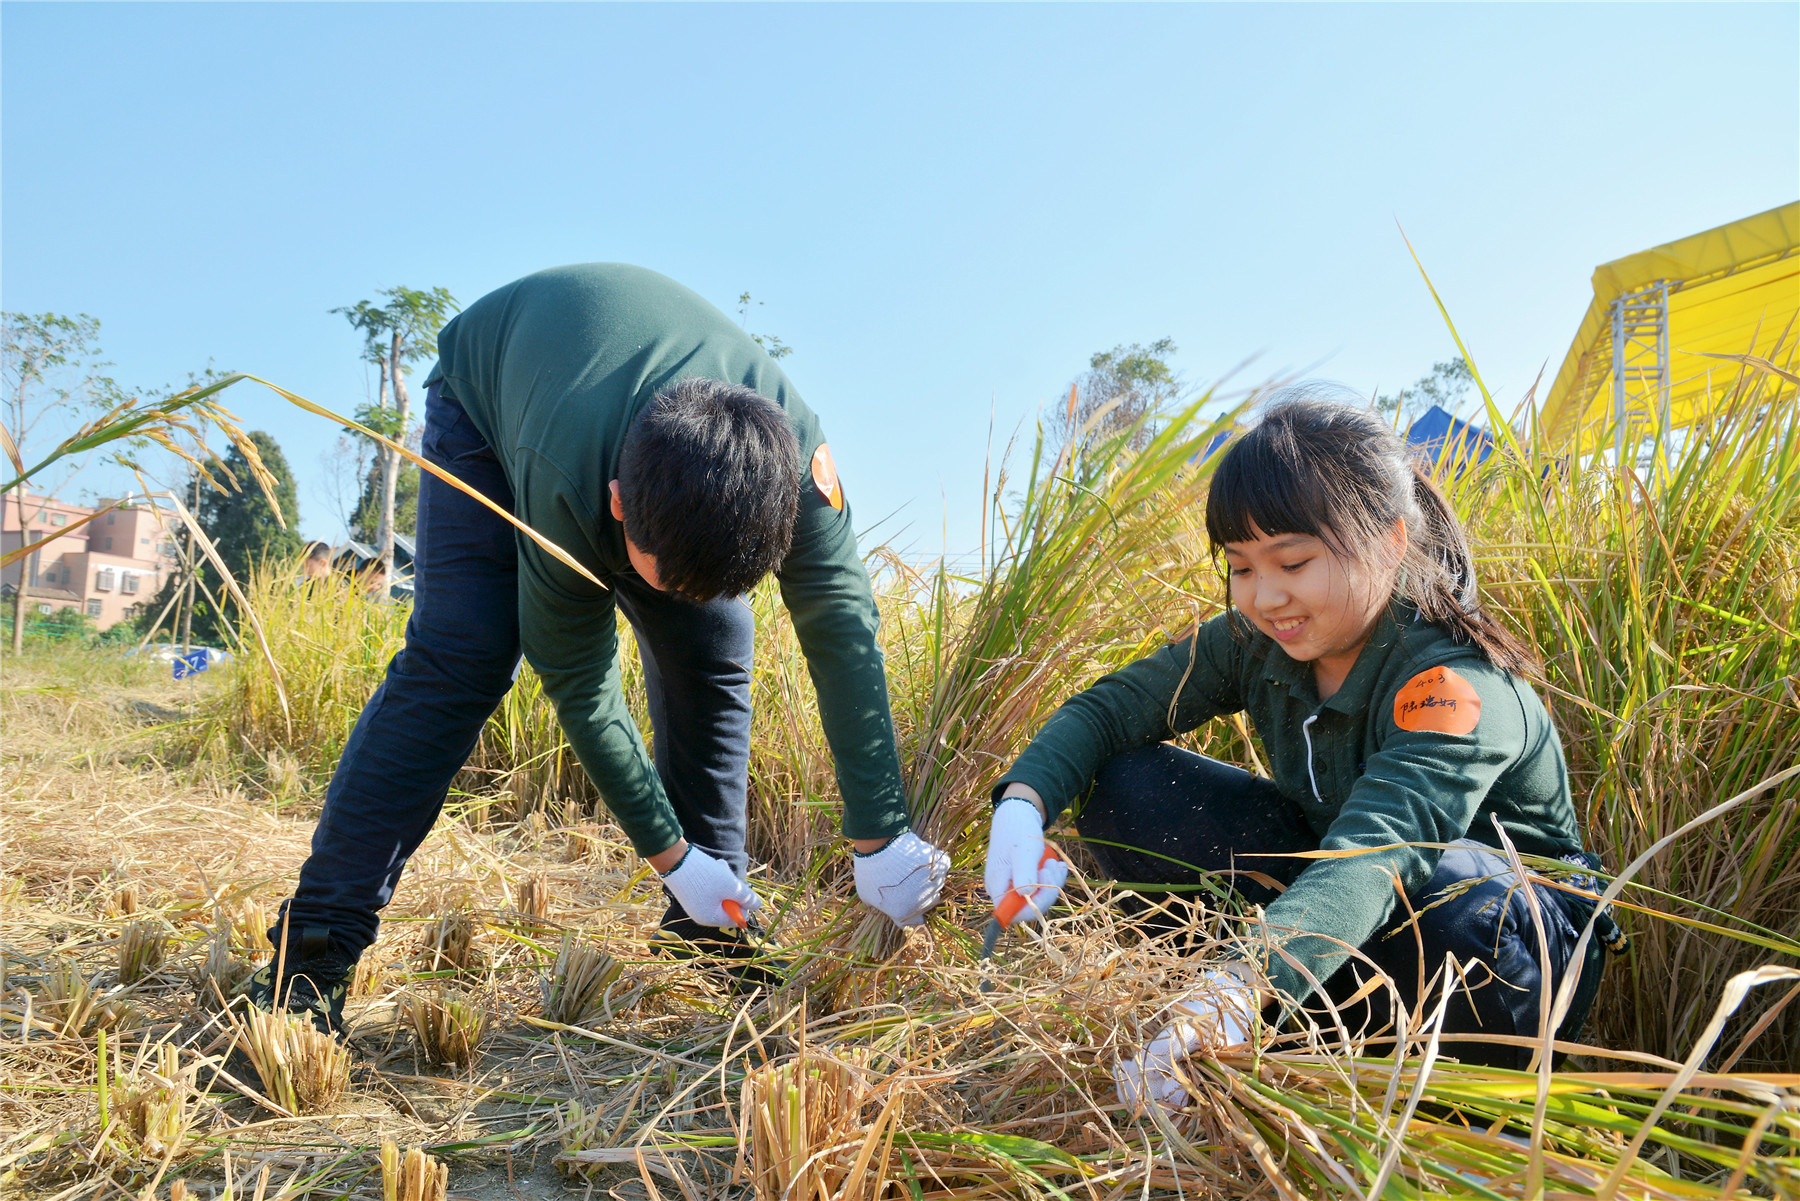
[722,898,748,930]
[980,843,1065,992]
[994,842,1065,928]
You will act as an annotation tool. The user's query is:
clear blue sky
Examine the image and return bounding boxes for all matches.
[4,2,1795,555]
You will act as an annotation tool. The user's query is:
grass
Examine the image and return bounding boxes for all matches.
[2,349,1798,1197]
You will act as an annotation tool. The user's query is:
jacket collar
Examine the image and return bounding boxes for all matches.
[1255,604,1408,716]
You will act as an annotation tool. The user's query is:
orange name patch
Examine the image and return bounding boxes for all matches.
[1393,665,1482,735]
[811,443,844,510]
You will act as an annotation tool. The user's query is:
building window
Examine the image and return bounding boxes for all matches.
[121,572,140,595]
[95,567,116,591]
[86,599,103,618]
[105,537,113,550]
[51,513,66,526]
[140,537,150,545]
[107,513,116,525]
[38,603,54,615]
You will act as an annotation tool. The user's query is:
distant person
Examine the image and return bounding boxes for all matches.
[982,394,1622,1112]
[252,264,947,1033]
[299,541,331,582]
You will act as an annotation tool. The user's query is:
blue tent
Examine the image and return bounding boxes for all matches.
[1406,404,1492,471]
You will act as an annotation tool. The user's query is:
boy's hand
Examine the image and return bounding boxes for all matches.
[985,794,1068,924]
[853,831,950,928]
[657,844,763,930]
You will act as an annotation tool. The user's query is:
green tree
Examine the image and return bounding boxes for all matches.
[736,292,793,360]
[348,459,418,544]
[1375,357,1473,425]
[161,430,301,643]
[1051,338,1181,451]
[333,286,457,589]
[2,312,126,655]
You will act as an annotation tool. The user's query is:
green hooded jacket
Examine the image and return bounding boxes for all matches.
[425,264,910,857]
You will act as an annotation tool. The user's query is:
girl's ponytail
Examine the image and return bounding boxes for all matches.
[1405,464,1537,676]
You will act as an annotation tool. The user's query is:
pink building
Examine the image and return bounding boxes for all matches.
[1,493,180,630]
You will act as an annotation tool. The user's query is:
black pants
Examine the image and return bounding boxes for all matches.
[278,385,755,958]
[1075,745,1603,1069]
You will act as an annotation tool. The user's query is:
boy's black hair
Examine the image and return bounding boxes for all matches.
[1206,389,1536,675]
[617,379,802,601]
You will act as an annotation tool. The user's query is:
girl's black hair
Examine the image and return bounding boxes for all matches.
[1205,389,1536,675]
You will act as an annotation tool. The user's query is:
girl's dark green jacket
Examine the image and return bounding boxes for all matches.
[997,606,1586,1004]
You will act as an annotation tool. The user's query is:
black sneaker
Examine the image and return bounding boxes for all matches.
[651,902,786,993]
[245,933,356,1037]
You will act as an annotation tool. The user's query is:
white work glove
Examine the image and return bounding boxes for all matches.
[984,796,1070,924]
[853,830,951,928]
[658,845,763,930]
[1115,969,1260,1114]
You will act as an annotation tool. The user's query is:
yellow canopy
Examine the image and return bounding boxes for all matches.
[1538,202,1799,445]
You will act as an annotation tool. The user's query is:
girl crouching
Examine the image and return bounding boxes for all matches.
[984,393,1614,1111]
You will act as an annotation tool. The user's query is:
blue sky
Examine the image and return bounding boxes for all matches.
[4,2,1795,555]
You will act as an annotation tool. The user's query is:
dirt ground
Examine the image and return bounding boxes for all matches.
[0,656,784,1199]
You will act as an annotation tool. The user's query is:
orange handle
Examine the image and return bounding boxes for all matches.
[994,843,1064,929]
[722,898,748,929]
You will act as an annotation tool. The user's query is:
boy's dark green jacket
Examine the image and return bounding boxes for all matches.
[425,263,910,857]
[997,606,1584,1004]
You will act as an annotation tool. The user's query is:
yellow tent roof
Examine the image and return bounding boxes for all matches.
[1539,202,1800,443]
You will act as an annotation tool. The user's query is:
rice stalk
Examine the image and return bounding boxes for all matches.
[539,935,625,1027]
[404,987,487,1069]
[237,1005,350,1115]
[422,907,484,975]
[379,1140,448,1201]
[514,871,552,924]
[104,882,140,918]
[35,958,135,1038]
[743,1050,897,1201]
[103,1040,196,1165]
[116,919,169,986]
[192,915,251,1010]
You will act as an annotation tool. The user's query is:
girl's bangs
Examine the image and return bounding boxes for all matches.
[1204,435,1333,550]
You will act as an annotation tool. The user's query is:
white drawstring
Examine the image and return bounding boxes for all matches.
[1302,713,1324,804]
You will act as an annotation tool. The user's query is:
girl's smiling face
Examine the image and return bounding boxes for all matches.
[1222,522,1404,698]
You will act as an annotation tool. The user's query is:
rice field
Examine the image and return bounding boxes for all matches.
[2,355,1798,1199]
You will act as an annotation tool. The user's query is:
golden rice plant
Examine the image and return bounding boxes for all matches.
[404,988,487,1069]
[539,935,625,1028]
[237,1005,349,1114]
[116,919,169,986]
[379,1140,448,1201]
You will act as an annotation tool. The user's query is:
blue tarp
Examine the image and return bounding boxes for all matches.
[1406,405,1492,471]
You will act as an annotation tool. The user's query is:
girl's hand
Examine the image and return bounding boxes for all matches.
[1115,969,1261,1113]
[985,791,1069,923]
